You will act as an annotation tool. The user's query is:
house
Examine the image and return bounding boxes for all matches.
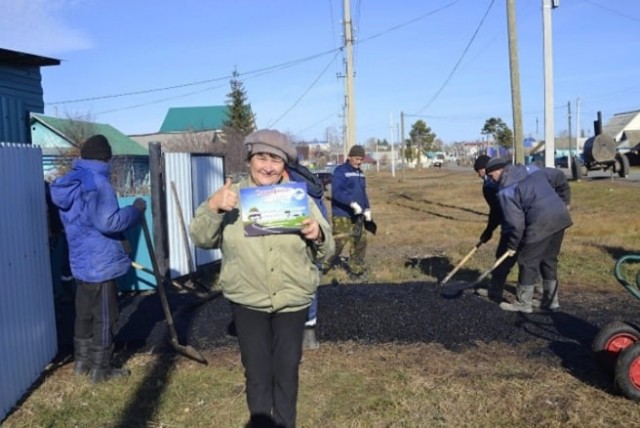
[602,109,640,143]
[130,105,229,152]
[0,47,60,144]
[30,113,149,192]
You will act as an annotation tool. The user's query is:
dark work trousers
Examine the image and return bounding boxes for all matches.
[517,230,566,286]
[231,303,307,428]
[74,279,119,349]
[491,233,517,287]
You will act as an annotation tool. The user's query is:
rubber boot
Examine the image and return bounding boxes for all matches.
[302,327,320,351]
[475,280,504,303]
[73,337,92,376]
[499,284,534,313]
[540,280,560,311]
[89,345,131,384]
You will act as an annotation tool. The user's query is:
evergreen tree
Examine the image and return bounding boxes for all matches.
[223,69,256,136]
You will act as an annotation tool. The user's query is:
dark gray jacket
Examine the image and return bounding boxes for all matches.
[497,164,573,250]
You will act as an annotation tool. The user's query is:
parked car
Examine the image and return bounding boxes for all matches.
[432,154,445,168]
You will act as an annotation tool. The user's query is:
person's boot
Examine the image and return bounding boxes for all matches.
[302,327,320,351]
[540,280,560,311]
[499,284,534,313]
[89,345,131,384]
[73,337,92,376]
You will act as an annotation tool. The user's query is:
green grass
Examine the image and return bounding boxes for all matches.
[5,168,640,427]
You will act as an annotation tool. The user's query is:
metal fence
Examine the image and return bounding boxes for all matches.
[0,143,57,422]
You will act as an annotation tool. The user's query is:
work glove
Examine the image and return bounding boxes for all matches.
[363,209,372,222]
[479,229,492,244]
[350,202,363,215]
[133,198,147,213]
[505,249,517,257]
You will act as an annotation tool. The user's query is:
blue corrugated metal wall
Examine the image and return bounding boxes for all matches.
[0,143,57,422]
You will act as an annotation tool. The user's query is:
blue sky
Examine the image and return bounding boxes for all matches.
[2,0,639,144]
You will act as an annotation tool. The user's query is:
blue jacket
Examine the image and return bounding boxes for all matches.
[50,159,142,282]
[330,161,370,218]
[497,164,573,250]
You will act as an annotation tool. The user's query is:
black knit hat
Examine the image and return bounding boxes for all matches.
[348,145,365,158]
[473,155,491,171]
[81,134,112,161]
[484,157,508,173]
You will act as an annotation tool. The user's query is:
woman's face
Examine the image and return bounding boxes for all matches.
[249,152,286,186]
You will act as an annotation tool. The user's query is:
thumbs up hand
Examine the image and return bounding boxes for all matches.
[207,177,238,213]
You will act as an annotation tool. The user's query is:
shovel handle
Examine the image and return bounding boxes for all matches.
[473,250,515,285]
[441,241,482,285]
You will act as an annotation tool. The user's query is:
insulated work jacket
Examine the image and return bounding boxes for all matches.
[497,164,573,251]
[50,159,141,283]
[330,161,370,218]
[189,176,335,313]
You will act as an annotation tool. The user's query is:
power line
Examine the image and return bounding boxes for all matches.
[46,48,341,105]
[267,51,341,129]
[582,0,640,22]
[409,0,496,117]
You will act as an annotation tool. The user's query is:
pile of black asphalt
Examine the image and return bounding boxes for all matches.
[55,280,640,372]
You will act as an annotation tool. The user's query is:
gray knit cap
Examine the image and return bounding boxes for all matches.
[244,129,297,164]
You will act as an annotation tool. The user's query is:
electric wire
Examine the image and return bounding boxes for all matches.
[410,0,496,117]
[267,51,341,129]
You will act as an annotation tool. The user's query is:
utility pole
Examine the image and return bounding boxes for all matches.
[567,101,572,176]
[400,111,406,181]
[389,112,395,177]
[343,0,357,153]
[506,0,524,164]
[543,0,559,168]
[575,97,581,155]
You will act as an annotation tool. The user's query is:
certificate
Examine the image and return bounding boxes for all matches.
[239,182,310,236]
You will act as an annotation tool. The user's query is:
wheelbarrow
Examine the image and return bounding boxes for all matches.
[592,254,640,400]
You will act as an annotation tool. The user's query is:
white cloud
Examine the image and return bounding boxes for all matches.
[0,0,93,56]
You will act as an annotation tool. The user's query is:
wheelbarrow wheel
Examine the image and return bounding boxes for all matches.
[615,342,640,401]
[592,321,640,374]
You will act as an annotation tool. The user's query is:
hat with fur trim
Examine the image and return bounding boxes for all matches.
[244,129,297,164]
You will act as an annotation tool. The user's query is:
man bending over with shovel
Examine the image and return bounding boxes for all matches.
[484,158,572,313]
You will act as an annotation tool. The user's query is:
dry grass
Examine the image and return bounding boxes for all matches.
[5,167,640,427]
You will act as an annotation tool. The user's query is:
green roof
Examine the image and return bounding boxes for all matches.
[159,106,228,133]
[31,114,147,156]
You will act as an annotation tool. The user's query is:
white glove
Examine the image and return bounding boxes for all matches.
[505,249,517,257]
[363,209,372,222]
[350,202,363,215]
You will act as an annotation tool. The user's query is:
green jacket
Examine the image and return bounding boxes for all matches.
[189,177,335,313]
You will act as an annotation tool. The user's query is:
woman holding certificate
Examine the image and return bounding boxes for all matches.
[190,129,335,428]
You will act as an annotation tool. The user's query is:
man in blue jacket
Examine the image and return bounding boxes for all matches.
[50,134,146,383]
[485,158,572,313]
[324,145,371,280]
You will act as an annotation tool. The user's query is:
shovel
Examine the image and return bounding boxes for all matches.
[440,250,515,298]
[140,215,208,365]
[440,240,483,285]
[170,181,210,294]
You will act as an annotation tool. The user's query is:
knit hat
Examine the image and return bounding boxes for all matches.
[348,145,365,158]
[244,129,297,164]
[473,155,491,171]
[484,157,508,173]
[81,134,112,161]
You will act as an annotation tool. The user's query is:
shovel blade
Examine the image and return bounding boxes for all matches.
[439,280,477,298]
